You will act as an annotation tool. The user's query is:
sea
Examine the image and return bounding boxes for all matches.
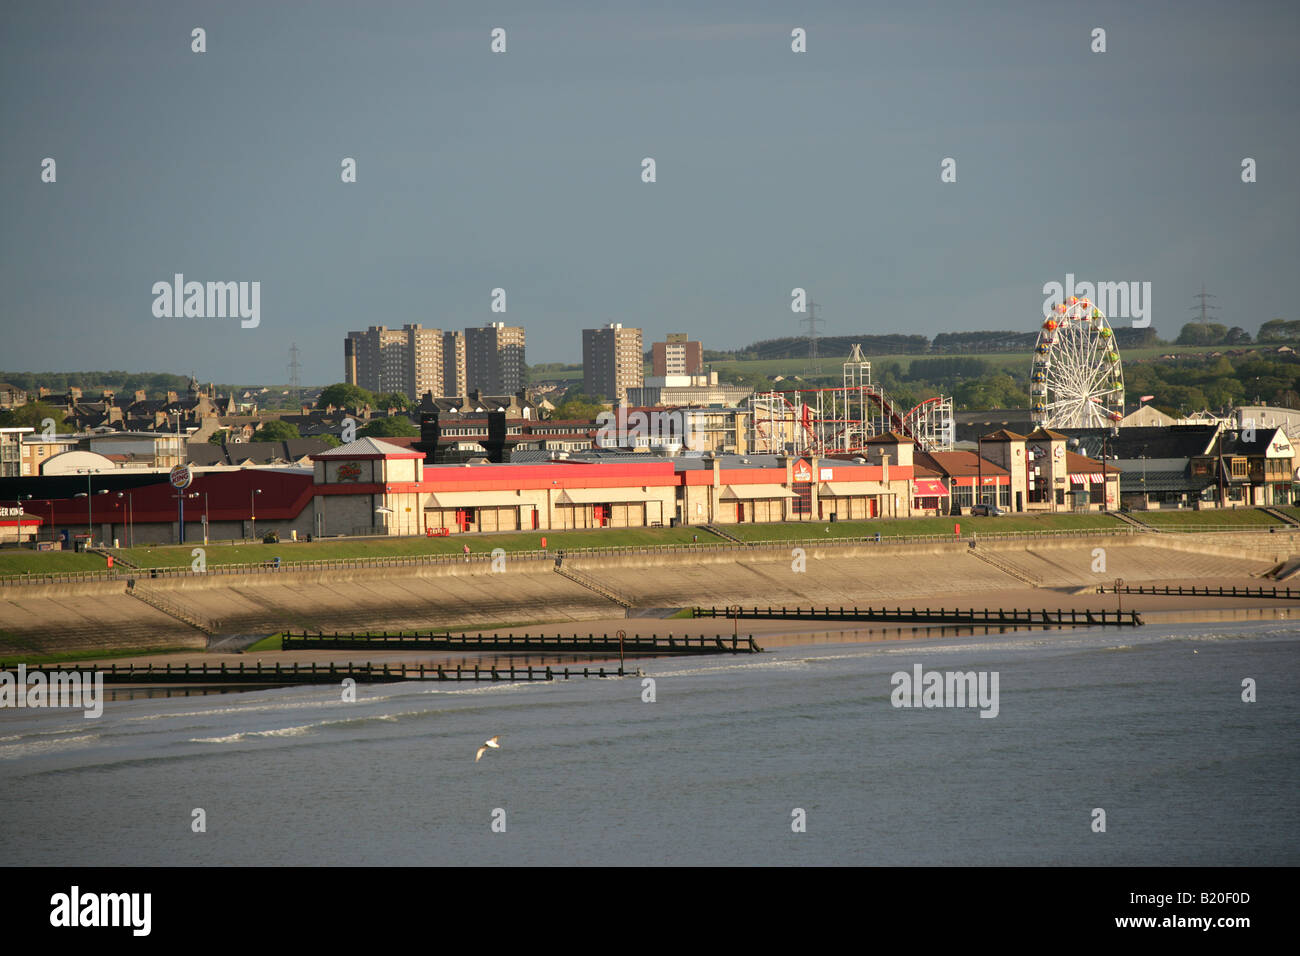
[1,621,1296,866]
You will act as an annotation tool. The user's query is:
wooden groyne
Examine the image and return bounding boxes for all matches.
[0,660,627,685]
[1097,584,1300,600]
[692,605,1144,627]
[279,631,760,654]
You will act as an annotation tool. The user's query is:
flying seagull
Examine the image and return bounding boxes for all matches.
[475,735,501,762]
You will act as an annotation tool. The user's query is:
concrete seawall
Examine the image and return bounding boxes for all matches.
[0,532,1281,657]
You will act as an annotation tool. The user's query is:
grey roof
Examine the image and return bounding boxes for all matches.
[312,437,418,457]
[1118,470,1215,493]
[187,439,334,465]
[1061,425,1219,460]
[673,453,785,470]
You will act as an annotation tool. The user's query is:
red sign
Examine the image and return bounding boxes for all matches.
[337,462,362,482]
[793,460,812,482]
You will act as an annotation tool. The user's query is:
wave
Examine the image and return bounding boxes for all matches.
[0,733,100,759]
[191,724,313,744]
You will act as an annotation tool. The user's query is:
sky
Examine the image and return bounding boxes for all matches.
[1,0,1297,386]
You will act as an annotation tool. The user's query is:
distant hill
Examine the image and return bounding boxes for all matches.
[705,328,1160,360]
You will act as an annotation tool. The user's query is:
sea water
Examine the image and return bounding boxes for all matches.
[1,622,1296,866]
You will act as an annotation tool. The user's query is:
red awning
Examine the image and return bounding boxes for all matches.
[913,479,949,496]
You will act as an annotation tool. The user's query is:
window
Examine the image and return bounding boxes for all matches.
[792,482,812,516]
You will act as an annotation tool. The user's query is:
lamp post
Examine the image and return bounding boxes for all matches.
[17,494,34,543]
[75,468,101,538]
[1101,426,1117,512]
[250,488,262,540]
[1140,446,1148,508]
[182,492,199,542]
[74,487,108,546]
[117,491,134,548]
[203,491,210,545]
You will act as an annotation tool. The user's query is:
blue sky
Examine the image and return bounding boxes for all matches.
[1,0,1296,385]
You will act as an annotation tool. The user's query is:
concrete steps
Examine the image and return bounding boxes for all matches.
[554,565,634,608]
[967,548,1043,586]
[1113,511,1158,531]
[1263,507,1300,527]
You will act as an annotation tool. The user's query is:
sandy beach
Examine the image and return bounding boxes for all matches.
[43,574,1293,681]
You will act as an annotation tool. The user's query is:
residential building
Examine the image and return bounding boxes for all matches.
[345,324,449,402]
[651,333,703,377]
[0,383,27,410]
[443,330,467,397]
[627,374,752,409]
[1,427,33,477]
[583,323,643,403]
[466,322,525,395]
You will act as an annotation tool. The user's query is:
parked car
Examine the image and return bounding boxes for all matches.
[970,503,1007,517]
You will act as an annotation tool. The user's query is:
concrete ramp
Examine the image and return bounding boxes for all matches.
[1266,555,1300,581]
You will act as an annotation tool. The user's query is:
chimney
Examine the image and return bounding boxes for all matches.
[166,391,179,404]
[134,389,146,404]
[414,406,442,463]
[485,410,507,463]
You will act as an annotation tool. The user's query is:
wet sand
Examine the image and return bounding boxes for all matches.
[46,574,1294,673]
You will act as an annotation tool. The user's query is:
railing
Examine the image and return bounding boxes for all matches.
[1097,583,1300,600]
[967,548,1043,586]
[2,523,1293,587]
[281,630,759,653]
[125,584,222,634]
[553,565,635,608]
[693,604,1144,627]
[0,660,626,683]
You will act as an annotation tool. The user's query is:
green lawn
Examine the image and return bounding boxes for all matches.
[111,526,707,568]
[0,640,194,665]
[1135,508,1285,530]
[0,550,110,574]
[0,508,1276,576]
[724,513,1124,541]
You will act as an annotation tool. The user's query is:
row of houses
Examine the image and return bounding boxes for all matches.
[1,430,1127,546]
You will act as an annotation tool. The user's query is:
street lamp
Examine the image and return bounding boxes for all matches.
[74,468,102,539]
[117,491,134,548]
[1140,445,1148,509]
[74,487,109,544]
[1100,427,1117,513]
[250,488,263,540]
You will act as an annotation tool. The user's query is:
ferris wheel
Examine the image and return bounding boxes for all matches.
[1030,296,1125,428]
